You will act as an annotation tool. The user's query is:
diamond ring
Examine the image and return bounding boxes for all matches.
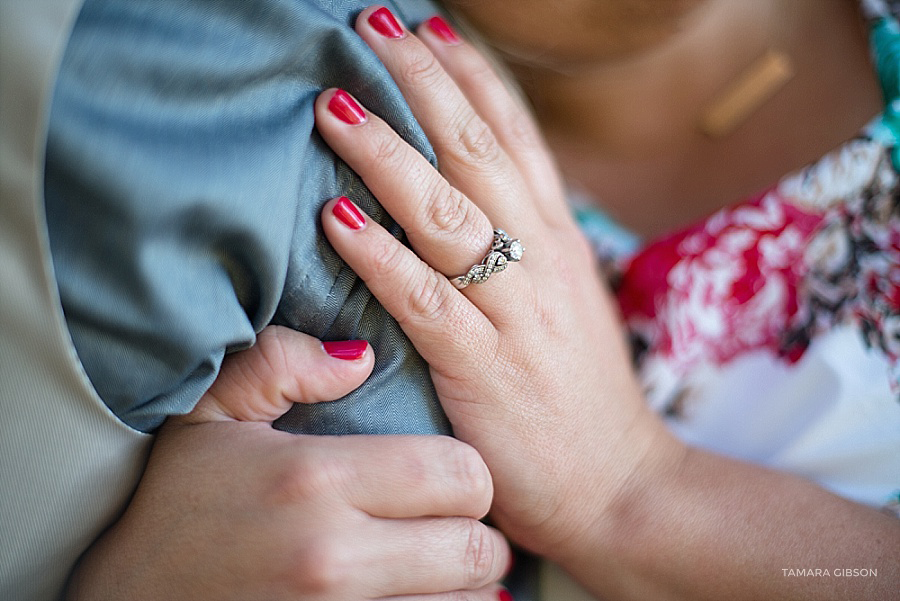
[451,229,525,289]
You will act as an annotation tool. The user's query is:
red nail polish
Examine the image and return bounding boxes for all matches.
[498,590,514,601]
[368,7,404,39]
[328,89,366,125]
[426,16,461,45]
[323,340,368,360]
[332,196,366,230]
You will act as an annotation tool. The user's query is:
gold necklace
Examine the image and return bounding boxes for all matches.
[697,0,794,137]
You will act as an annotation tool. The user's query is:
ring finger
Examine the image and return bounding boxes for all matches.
[315,90,531,307]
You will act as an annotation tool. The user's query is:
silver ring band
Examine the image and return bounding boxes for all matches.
[451,229,525,289]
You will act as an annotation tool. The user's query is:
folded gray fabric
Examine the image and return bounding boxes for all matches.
[45,0,450,436]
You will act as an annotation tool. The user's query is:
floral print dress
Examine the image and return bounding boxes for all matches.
[582,0,900,515]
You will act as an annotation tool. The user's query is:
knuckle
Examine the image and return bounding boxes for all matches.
[521,287,565,345]
[370,130,407,172]
[417,183,473,239]
[403,267,455,325]
[460,520,498,588]
[445,440,492,513]
[290,537,352,595]
[251,327,291,378]
[369,234,411,281]
[397,48,445,89]
[452,110,502,167]
[269,452,346,506]
[462,54,541,149]
[413,185,490,264]
[463,54,498,90]
[504,109,541,150]
[549,245,582,290]
[397,443,433,489]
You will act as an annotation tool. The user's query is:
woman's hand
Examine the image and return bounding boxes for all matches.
[66,326,512,601]
[315,8,900,601]
[315,7,681,561]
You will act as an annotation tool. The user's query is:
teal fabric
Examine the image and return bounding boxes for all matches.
[574,205,641,259]
[871,14,900,105]
[44,0,450,436]
[867,8,900,168]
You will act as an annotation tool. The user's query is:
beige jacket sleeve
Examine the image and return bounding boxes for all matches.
[0,2,151,600]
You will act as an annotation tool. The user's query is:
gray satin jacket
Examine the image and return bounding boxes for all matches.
[44,0,451,436]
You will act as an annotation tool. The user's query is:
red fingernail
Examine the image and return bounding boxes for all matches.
[426,16,461,45]
[368,7,405,39]
[328,89,366,125]
[498,590,514,601]
[332,196,366,230]
[323,340,369,360]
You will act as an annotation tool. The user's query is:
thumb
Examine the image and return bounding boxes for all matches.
[176,325,374,425]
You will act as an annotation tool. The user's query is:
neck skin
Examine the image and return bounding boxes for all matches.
[478,0,882,238]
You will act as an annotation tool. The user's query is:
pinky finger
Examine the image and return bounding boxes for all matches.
[322,196,495,371]
[417,17,570,225]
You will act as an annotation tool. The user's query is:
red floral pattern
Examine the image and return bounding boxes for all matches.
[618,191,823,371]
[610,139,900,409]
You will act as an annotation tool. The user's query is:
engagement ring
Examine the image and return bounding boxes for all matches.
[451,229,524,289]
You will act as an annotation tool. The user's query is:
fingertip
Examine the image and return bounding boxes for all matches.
[353,5,382,32]
[276,337,375,407]
[504,549,516,578]
[322,339,369,361]
[318,87,368,126]
[490,528,516,589]
[331,339,376,381]
[356,5,407,40]
[323,195,368,232]
[418,15,463,47]
[294,338,374,404]
[314,87,338,118]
